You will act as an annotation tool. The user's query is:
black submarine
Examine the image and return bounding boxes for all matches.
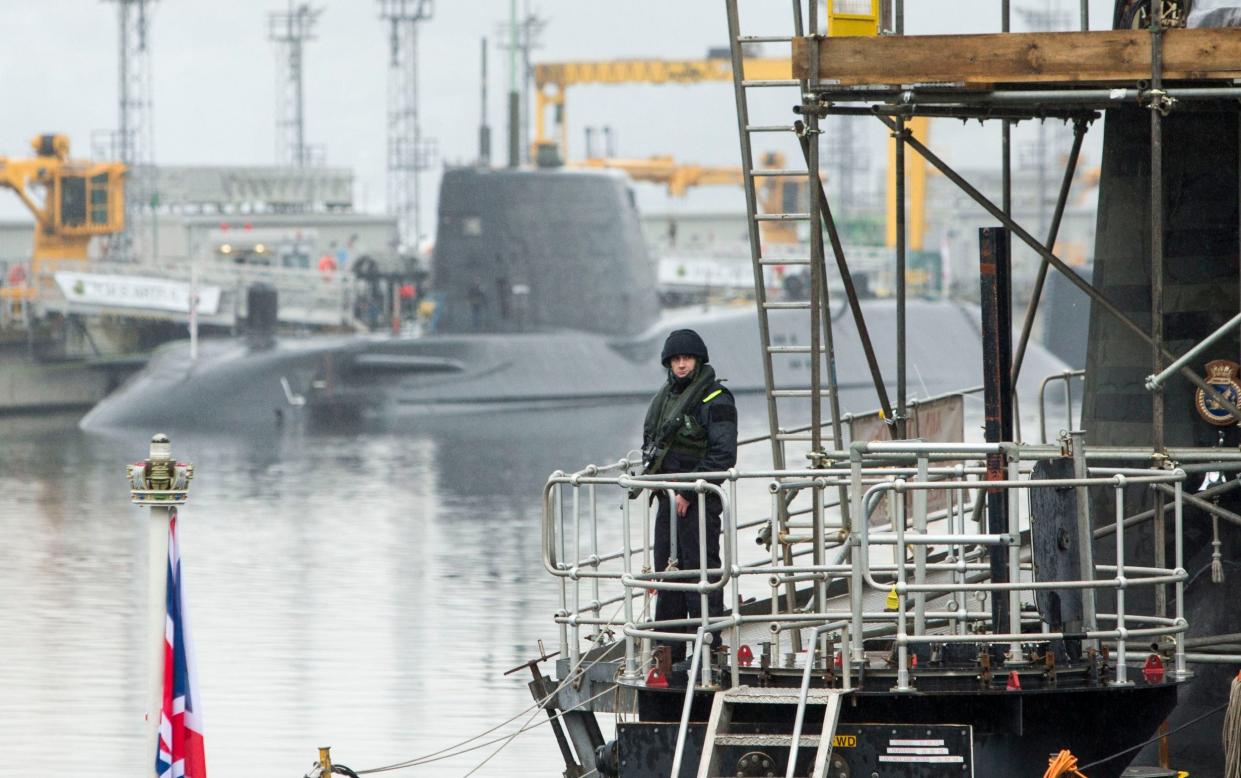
[81,160,1068,432]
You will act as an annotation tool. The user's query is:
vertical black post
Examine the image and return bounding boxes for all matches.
[895,117,908,439]
[479,37,491,167]
[1150,2,1167,621]
[979,227,1013,636]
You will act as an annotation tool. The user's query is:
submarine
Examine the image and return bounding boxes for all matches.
[80,163,1068,432]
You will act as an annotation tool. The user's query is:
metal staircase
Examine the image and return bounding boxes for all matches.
[695,686,849,778]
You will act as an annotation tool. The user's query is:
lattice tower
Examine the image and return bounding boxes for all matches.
[380,0,434,252]
[269,2,323,168]
[101,0,156,262]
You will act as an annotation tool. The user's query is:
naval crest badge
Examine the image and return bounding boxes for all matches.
[1195,359,1241,426]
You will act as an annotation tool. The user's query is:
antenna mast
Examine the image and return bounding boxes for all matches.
[379,0,435,253]
[269,2,323,167]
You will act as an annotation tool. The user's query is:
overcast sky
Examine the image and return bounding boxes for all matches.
[0,1,1119,229]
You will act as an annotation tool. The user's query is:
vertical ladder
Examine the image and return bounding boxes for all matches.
[695,686,849,778]
[725,0,844,639]
[724,1,845,461]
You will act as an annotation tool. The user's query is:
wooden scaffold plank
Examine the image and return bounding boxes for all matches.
[792,28,1241,86]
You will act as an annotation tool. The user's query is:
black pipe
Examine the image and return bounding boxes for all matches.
[508,91,520,168]
[979,226,1013,637]
[479,37,491,166]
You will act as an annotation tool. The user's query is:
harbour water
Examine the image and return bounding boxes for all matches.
[0,398,781,776]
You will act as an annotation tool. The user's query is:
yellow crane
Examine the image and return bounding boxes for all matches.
[0,134,126,303]
[572,152,804,244]
[534,3,930,252]
[532,57,790,158]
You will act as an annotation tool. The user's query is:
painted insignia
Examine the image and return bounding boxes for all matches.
[1195,359,1241,426]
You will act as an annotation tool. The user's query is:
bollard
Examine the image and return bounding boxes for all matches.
[127,433,193,773]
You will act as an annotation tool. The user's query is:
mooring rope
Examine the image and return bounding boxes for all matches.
[1077,701,1229,772]
[338,599,631,775]
[1224,671,1241,778]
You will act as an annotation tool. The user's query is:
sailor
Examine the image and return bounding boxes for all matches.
[642,329,738,664]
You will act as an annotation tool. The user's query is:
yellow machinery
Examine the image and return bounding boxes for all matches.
[535,3,933,252]
[0,134,126,303]
[574,152,803,244]
[886,116,930,252]
[532,57,790,160]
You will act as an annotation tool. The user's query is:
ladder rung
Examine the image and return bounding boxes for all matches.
[742,79,802,88]
[713,733,821,748]
[736,35,794,44]
[745,124,794,133]
[767,345,815,353]
[771,389,834,397]
[723,686,846,704]
[762,301,811,310]
[776,432,834,442]
[754,213,810,222]
[758,258,811,266]
[751,169,808,177]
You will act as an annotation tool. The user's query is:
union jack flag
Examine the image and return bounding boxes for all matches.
[157,510,207,778]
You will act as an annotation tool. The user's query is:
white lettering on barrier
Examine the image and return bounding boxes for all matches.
[54,272,222,316]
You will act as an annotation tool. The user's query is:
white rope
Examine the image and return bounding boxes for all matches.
[354,599,630,775]
[460,599,635,777]
[1212,514,1225,584]
[1225,671,1241,778]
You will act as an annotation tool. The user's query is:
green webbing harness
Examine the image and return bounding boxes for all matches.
[642,364,718,475]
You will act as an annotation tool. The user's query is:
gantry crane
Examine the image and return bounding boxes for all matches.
[532,56,791,157]
[0,134,126,303]
[572,152,805,244]
[533,49,929,251]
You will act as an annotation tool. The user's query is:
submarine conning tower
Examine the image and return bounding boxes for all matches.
[1084,105,1241,450]
[430,166,659,336]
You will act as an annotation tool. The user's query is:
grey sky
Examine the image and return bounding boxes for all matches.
[0,1,1119,229]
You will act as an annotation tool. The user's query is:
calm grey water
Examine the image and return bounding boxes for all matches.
[0,398,780,777]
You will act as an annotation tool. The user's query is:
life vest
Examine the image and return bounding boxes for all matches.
[643,364,722,473]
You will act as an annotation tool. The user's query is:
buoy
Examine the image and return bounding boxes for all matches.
[1006,670,1022,691]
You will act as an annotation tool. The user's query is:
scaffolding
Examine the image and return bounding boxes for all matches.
[727,1,1241,455]
[727,0,1241,652]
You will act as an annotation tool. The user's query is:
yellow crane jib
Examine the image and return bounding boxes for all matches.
[531,57,791,160]
[0,134,127,272]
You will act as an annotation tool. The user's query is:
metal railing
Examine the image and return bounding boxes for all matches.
[542,440,1207,698]
[1039,369,1085,443]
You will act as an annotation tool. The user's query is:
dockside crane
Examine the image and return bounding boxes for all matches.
[533,48,930,250]
[0,134,126,300]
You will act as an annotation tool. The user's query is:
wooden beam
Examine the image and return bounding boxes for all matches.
[793,28,1241,86]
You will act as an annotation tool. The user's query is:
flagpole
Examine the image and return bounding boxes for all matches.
[128,434,193,775]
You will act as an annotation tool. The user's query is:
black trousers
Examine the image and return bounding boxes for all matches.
[653,492,724,663]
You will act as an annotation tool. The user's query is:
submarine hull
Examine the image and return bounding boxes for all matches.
[80,299,1069,432]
